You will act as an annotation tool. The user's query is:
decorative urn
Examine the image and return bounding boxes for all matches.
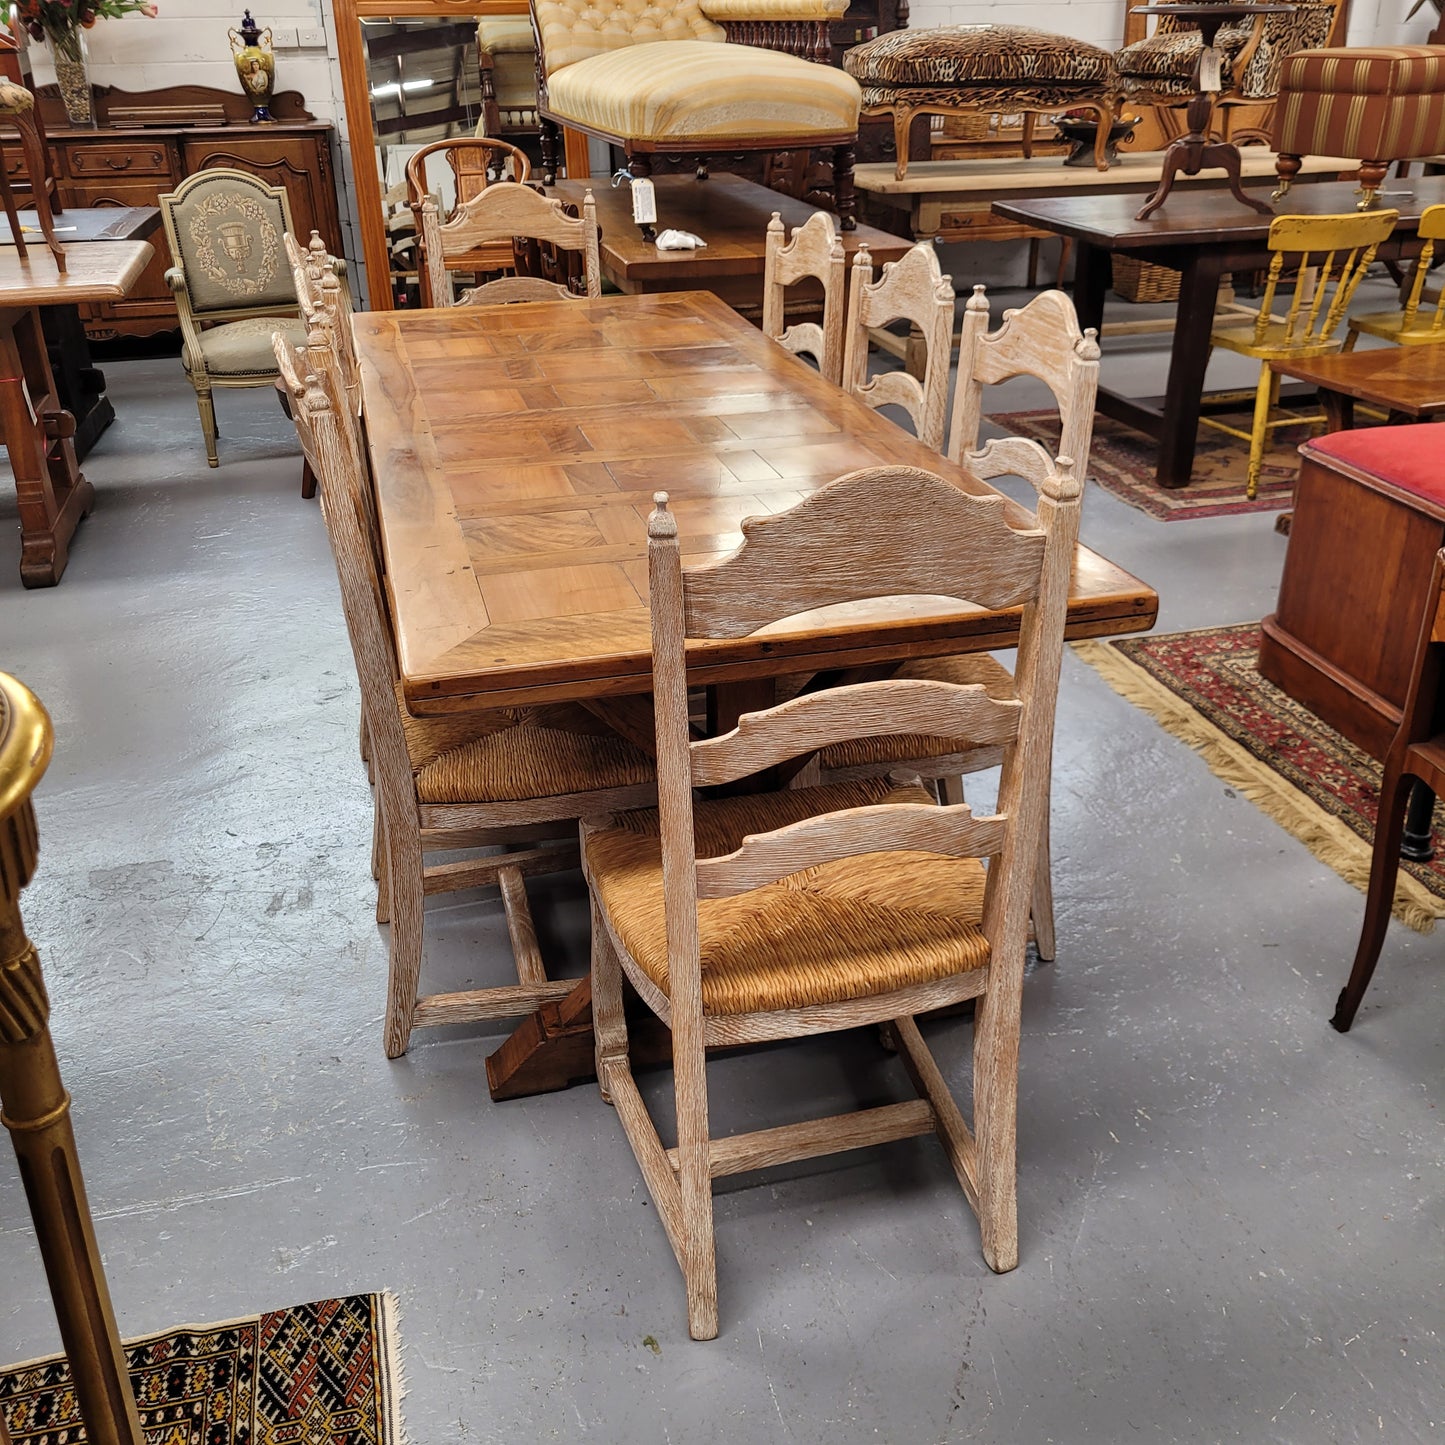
[229,9,275,124]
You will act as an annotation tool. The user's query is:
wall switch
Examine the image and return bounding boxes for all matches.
[297,26,326,47]
[270,24,299,47]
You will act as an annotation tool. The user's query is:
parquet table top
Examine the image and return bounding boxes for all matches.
[354,290,1158,712]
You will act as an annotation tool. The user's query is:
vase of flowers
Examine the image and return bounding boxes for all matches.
[18,0,159,127]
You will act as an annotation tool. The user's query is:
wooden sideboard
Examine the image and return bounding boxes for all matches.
[3,85,342,340]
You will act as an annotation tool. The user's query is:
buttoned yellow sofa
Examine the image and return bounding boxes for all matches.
[530,0,862,234]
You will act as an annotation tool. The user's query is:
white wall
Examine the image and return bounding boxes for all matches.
[24,2,343,122]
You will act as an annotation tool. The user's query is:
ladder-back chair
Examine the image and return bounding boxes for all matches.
[1346,203,1445,350]
[275,336,655,1058]
[762,210,848,385]
[841,241,955,452]
[581,459,1082,1339]
[1205,208,1399,500]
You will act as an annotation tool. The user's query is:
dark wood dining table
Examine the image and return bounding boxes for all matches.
[352,289,1159,1096]
[993,177,1445,488]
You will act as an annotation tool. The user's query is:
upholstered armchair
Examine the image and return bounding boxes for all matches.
[530,0,862,236]
[1116,0,1340,140]
[158,168,309,468]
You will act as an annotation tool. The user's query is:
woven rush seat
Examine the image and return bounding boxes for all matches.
[544,38,860,140]
[585,777,990,1015]
[394,684,655,803]
[815,653,1016,772]
[1117,4,1334,101]
[843,24,1118,178]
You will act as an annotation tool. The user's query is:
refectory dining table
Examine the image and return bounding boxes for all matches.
[352,289,1159,1097]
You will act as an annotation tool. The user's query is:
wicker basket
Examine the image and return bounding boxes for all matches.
[1112,255,1181,303]
[939,113,992,140]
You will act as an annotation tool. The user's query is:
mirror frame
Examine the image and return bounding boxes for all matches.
[335,0,588,309]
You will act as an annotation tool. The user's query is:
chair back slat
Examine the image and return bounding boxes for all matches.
[679,466,1044,640]
[694,799,1010,900]
[762,211,847,385]
[689,679,1022,789]
[461,274,575,306]
[842,242,954,451]
[949,286,1100,483]
[1254,210,1398,350]
[416,181,600,307]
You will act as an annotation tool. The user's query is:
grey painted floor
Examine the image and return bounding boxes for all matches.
[0,297,1441,1444]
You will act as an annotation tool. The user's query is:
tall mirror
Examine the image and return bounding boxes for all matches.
[336,0,548,309]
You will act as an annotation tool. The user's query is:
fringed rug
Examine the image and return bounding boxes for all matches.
[1075,623,1445,932]
[0,1293,407,1445]
[992,409,1314,520]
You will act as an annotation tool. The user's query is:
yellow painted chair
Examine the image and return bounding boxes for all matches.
[1346,202,1445,350]
[1205,208,1399,500]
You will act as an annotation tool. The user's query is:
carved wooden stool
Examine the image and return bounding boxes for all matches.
[0,671,144,1445]
[0,79,66,272]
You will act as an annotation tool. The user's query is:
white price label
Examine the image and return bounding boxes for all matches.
[1200,46,1222,92]
[631,177,657,225]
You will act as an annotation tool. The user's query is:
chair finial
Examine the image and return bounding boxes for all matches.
[767,211,784,237]
[1042,455,1082,503]
[966,283,989,315]
[1077,327,1101,362]
[649,492,677,539]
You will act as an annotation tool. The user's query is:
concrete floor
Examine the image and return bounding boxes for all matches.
[0,295,1441,1444]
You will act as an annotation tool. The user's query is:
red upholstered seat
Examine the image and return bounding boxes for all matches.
[1305,425,1445,506]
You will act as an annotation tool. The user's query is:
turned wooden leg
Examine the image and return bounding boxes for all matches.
[0,676,147,1445]
[539,118,561,186]
[1357,158,1388,210]
[1272,151,1301,202]
[833,143,857,231]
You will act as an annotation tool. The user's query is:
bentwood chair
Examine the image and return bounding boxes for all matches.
[159,168,307,468]
[1205,209,1398,500]
[841,241,954,452]
[762,210,847,384]
[1335,541,1445,1033]
[1346,203,1445,350]
[581,458,1082,1339]
[275,332,656,1058]
[818,286,1100,962]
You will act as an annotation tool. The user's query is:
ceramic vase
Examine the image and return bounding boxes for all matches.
[229,9,275,124]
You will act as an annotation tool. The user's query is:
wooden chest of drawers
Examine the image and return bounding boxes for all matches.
[6,86,342,340]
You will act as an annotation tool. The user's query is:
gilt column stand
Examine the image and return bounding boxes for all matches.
[0,672,145,1445]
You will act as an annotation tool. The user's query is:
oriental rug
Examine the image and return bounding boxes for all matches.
[1075,623,1445,933]
[992,409,1312,520]
[0,1293,407,1445]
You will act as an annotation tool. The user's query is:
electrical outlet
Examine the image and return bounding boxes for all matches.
[270,24,299,47]
[297,26,326,47]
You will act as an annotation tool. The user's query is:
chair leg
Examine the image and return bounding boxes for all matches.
[300,459,317,499]
[590,893,628,1106]
[374,808,391,922]
[972,963,1022,1274]
[939,774,965,806]
[1031,811,1056,963]
[674,1009,719,1340]
[1333,763,1414,1032]
[195,385,219,467]
[381,823,424,1058]
[1244,362,1273,501]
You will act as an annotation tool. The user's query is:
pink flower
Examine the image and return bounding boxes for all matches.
[139,3,158,15]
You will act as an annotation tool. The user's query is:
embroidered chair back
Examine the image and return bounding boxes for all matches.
[158,168,298,318]
[762,210,848,385]
[1252,209,1399,352]
[415,180,600,307]
[645,460,1082,1011]
[948,285,1101,494]
[841,241,954,452]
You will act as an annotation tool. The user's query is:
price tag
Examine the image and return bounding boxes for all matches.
[1199,46,1222,92]
[631,177,657,225]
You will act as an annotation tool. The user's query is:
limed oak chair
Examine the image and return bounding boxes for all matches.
[841,241,954,453]
[275,333,656,1058]
[817,286,1101,963]
[581,459,1082,1339]
[158,168,307,468]
[1336,537,1445,1032]
[1205,209,1398,500]
[414,180,600,308]
[1346,203,1445,350]
[762,210,847,385]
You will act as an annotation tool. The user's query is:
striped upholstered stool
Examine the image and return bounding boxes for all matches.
[1272,45,1445,208]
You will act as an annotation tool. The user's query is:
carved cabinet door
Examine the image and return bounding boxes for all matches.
[180,134,342,252]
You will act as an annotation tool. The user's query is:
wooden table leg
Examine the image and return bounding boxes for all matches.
[1072,240,1111,335]
[0,305,94,587]
[1156,251,1226,489]
[0,691,146,1445]
[1320,386,1353,433]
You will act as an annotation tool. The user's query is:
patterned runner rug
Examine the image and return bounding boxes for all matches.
[1,1293,407,1445]
[1075,623,1445,932]
[992,409,1314,520]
